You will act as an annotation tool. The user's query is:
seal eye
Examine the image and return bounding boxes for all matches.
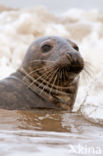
[73,45,79,51]
[42,44,52,53]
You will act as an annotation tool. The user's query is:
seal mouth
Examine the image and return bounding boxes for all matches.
[21,50,84,99]
[55,54,84,75]
[22,56,84,94]
[65,52,84,74]
[69,64,84,74]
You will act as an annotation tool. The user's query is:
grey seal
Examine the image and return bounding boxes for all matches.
[0,36,84,110]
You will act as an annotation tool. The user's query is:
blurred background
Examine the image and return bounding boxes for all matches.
[0,0,103,13]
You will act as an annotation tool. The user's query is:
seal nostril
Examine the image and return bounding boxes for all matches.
[66,52,78,62]
[67,51,72,56]
[66,52,84,74]
[66,53,72,62]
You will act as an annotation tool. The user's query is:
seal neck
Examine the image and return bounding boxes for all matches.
[15,68,75,111]
[13,68,63,109]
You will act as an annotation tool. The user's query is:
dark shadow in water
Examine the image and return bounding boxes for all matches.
[0,109,103,134]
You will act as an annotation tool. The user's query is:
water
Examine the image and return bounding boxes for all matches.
[0,4,103,156]
[0,109,103,156]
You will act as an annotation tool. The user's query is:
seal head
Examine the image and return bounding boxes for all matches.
[0,36,84,110]
[19,36,84,110]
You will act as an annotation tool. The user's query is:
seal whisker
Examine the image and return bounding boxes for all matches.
[40,67,59,94]
[63,68,66,83]
[0,36,84,111]
[55,68,63,93]
[85,65,94,74]
[57,69,61,92]
[61,68,64,84]
[80,61,94,82]
[22,64,76,91]
[30,60,55,64]
[20,65,54,89]
[20,67,35,82]
[22,64,53,81]
[49,68,59,95]
[28,65,54,88]
[39,68,57,95]
[83,65,94,78]
[55,70,60,94]
[39,67,58,95]
[61,69,65,91]
[84,61,94,74]
[35,66,55,88]
[21,66,48,81]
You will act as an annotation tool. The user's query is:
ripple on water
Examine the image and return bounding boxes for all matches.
[0,109,103,156]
